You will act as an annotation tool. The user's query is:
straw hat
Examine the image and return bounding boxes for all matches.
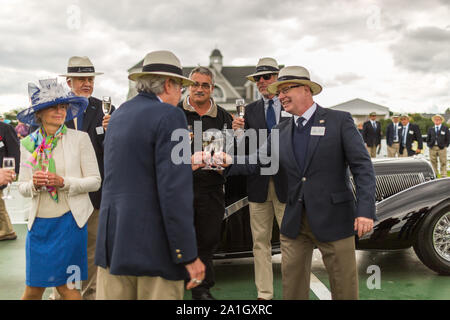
[17,79,88,125]
[128,50,194,86]
[431,114,444,122]
[268,66,322,96]
[59,56,104,77]
[246,57,279,82]
[400,114,410,119]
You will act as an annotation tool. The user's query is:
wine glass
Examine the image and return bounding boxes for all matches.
[102,96,112,115]
[236,99,245,118]
[2,157,15,200]
[38,151,49,191]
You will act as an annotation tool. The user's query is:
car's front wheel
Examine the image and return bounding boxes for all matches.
[413,205,450,275]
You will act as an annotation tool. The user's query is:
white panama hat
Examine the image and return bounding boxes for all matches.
[59,56,104,77]
[246,57,279,82]
[128,50,194,86]
[268,66,322,96]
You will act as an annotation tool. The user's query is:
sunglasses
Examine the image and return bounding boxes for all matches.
[253,74,274,82]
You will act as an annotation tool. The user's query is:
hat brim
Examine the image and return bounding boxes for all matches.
[128,71,194,86]
[432,115,445,121]
[268,79,322,96]
[59,72,104,77]
[17,96,89,126]
[246,71,279,82]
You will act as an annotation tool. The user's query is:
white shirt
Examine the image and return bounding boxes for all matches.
[294,103,317,127]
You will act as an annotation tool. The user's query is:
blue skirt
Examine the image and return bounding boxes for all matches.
[26,211,88,287]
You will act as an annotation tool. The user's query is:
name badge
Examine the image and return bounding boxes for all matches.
[442,131,446,135]
[311,126,325,136]
[96,126,104,135]
[0,141,4,148]
[281,110,293,118]
[409,130,414,134]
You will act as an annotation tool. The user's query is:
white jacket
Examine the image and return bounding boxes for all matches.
[18,128,101,230]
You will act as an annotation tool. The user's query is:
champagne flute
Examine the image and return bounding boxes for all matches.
[38,151,48,191]
[2,157,15,200]
[236,99,245,118]
[102,96,112,115]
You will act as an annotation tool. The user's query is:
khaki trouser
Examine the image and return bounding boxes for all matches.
[96,267,184,300]
[429,146,448,177]
[366,145,377,158]
[249,178,285,300]
[51,209,99,300]
[387,142,400,157]
[0,190,15,237]
[280,214,358,300]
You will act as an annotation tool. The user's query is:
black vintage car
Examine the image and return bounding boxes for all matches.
[217,157,450,275]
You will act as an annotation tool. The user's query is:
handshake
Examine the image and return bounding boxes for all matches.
[190,151,232,171]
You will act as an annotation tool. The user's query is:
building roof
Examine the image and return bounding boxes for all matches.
[328,98,390,116]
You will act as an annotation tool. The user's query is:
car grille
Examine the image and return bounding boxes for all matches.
[350,173,427,202]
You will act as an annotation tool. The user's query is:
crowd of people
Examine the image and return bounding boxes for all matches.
[0,49,448,301]
[361,112,449,177]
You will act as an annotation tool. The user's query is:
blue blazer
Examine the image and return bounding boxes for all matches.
[95,92,198,281]
[385,122,402,147]
[242,99,290,203]
[228,105,376,242]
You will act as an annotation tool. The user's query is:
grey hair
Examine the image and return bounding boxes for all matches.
[135,75,172,95]
[189,66,215,85]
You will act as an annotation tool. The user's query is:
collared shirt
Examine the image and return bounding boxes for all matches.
[371,120,377,128]
[393,123,399,141]
[294,103,317,127]
[402,123,410,145]
[263,96,282,124]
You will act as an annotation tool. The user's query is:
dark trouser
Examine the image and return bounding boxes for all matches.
[191,185,224,297]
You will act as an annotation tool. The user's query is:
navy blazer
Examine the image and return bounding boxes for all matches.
[426,125,449,149]
[242,98,290,203]
[95,92,198,280]
[0,122,20,189]
[362,120,381,147]
[66,96,115,209]
[385,122,402,147]
[399,123,423,156]
[228,105,376,242]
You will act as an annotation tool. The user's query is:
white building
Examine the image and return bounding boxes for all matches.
[328,98,390,125]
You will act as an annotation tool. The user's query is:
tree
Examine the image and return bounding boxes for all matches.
[3,108,24,127]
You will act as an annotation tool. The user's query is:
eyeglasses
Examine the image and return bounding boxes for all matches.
[191,82,212,90]
[254,74,274,82]
[275,84,303,96]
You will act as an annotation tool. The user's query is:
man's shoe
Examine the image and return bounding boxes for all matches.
[0,232,17,241]
[192,291,216,300]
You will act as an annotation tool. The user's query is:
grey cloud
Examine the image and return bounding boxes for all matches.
[391,26,450,73]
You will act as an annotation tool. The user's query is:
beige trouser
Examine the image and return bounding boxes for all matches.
[51,209,99,300]
[387,143,400,157]
[96,267,184,300]
[249,178,285,300]
[366,145,377,158]
[280,214,358,300]
[399,147,409,157]
[0,190,15,237]
[430,146,448,177]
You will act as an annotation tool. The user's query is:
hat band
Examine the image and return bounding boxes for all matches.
[277,75,310,82]
[142,63,183,76]
[67,66,95,73]
[256,66,279,73]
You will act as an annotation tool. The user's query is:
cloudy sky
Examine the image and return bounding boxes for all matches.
[0,0,449,114]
